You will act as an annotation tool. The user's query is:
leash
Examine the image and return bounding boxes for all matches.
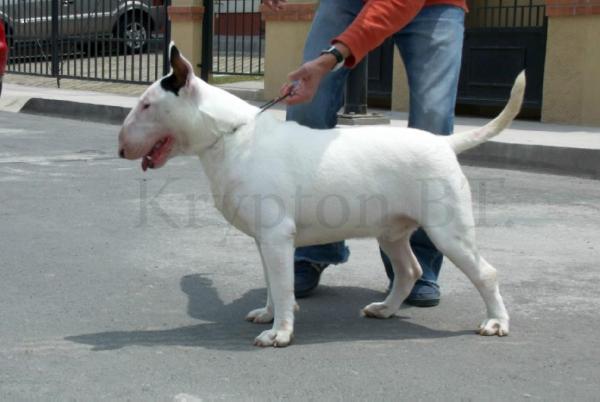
[257,83,297,115]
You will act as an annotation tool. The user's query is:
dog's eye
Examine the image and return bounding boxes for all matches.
[142,103,151,110]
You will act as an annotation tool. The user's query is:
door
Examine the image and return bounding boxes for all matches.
[457,1,548,114]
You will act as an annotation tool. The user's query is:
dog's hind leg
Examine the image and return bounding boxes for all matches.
[424,223,510,336]
[362,235,423,319]
[252,234,296,347]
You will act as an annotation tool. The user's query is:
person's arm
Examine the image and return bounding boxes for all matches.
[281,0,436,105]
[333,0,425,68]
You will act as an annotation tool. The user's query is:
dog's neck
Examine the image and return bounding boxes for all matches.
[182,78,259,156]
[196,113,281,214]
[184,80,270,201]
[195,116,259,210]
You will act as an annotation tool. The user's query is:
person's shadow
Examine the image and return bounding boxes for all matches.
[66,274,471,351]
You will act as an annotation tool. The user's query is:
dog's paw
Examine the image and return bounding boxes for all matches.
[245,307,274,324]
[478,318,509,336]
[361,302,396,319]
[254,329,293,347]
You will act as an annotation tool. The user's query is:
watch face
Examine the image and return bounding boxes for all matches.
[320,46,345,69]
[330,47,344,63]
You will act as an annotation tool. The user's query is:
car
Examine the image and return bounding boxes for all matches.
[0,22,7,97]
[0,0,165,54]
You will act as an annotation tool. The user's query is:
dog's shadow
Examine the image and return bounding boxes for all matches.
[66,274,471,351]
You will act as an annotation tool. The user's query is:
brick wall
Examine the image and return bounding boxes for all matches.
[546,0,600,17]
[260,3,317,21]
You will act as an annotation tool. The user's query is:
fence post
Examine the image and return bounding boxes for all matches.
[51,0,59,86]
[337,57,390,125]
[200,0,212,81]
[343,58,368,115]
[163,0,172,76]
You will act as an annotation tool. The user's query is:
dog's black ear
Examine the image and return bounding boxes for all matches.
[161,43,194,95]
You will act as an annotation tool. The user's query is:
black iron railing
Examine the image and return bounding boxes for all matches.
[458,0,548,112]
[466,0,547,29]
[0,0,171,85]
[211,0,264,75]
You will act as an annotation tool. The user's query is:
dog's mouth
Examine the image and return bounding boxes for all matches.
[142,135,174,171]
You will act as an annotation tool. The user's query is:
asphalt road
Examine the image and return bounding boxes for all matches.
[1,111,599,401]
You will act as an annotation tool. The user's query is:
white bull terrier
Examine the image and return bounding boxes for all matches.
[119,44,525,347]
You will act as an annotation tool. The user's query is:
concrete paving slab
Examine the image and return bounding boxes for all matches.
[216,80,265,101]
[1,82,139,108]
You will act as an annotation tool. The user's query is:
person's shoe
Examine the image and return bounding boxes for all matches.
[294,261,328,298]
[404,280,440,307]
[383,256,440,307]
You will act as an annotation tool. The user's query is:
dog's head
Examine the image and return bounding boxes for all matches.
[118,43,255,171]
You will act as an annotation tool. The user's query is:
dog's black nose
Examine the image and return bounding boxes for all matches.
[119,148,125,158]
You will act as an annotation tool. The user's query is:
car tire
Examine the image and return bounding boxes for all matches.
[115,12,150,54]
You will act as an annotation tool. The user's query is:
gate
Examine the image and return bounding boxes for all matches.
[365,2,548,114]
[457,0,548,113]
[203,0,265,77]
[0,0,171,85]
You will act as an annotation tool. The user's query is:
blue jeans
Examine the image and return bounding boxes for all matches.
[288,2,465,285]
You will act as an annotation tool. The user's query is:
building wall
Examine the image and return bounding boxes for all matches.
[169,1,204,77]
[542,14,600,126]
[179,0,600,126]
[261,1,316,99]
[388,0,600,126]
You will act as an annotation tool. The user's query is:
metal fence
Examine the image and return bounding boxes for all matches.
[458,0,548,111]
[209,0,264,76]
[1,0,171,85]
[466,0,547,29]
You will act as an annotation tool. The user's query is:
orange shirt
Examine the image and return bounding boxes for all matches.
[333,0,468,67]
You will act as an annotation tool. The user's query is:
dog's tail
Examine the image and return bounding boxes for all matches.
[448,71,526,155]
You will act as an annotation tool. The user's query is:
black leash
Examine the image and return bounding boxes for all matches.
[257,85,296,115]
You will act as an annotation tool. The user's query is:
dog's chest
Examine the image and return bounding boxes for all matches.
[202,161,262,236]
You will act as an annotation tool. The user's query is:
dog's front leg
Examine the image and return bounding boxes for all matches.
[253,237,295,347]
[245,239,275,324]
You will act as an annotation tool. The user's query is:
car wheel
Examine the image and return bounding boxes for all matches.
[116,13,150,53]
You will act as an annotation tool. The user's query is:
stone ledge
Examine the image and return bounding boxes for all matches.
[546,0,600,17]
[260,3,317,21]
[168,5,205,22]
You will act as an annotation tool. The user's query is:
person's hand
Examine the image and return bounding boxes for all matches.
[263,0,286,11]
[281,54,337,105]
[281,43,351,105]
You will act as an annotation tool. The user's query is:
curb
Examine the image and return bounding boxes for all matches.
[221,86,265,102]
[20,98,130,126]
[459,143,600,179]
[12,96,600,180]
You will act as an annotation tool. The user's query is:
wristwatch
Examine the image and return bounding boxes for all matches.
[320,45,345,71]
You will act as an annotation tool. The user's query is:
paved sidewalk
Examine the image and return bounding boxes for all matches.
[2,73,149,97]
[1,75,599,178]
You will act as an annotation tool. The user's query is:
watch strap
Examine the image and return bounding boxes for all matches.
[320,46,345,71]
